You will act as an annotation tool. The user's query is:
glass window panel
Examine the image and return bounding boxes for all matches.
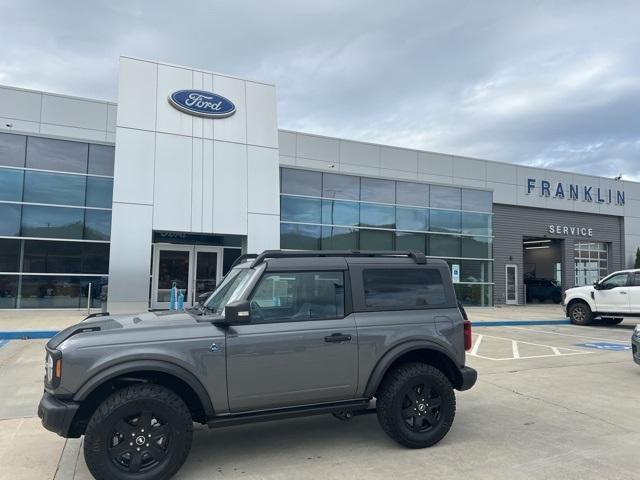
[0,168,24,201]
[461,236,491,258]
[429,234,460,258]
[0,275,18,308]
[250,271,344,322]
[459,260,493,283]
[321,200,359,226]
[322,172,359,200]
[22,240,109,274]
[23,170,86,206]
[396,207,428,231]
[462,189,492,212]
[280,196,321,223]
[280,168,322,197]
[0,239,20,272]
[461,212,491,236]
[0,133,26,167]
[321,227,358,250]
[84,210,111,240]
[360,177,395,203]
[359,229,393,250]
[22,205,84,239]
[396,181,429,207]
[0,203,21,236]
[88,144,115,176]
[430,185,461,209]
[19,275,106,308]
[280,223,321,250]
[26,137,88,173]
[360,203,395,229]
[363,268,446,307]
[86,176,113,208]
[395,232,426,253]
[454,283,492,306]
[430,209,460,233]
[222,248,242,275]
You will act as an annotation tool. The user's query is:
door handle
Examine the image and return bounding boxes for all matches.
[324,333,352,343]
[619,291,628,294]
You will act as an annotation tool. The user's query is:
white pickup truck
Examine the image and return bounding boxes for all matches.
[563,269,640,325]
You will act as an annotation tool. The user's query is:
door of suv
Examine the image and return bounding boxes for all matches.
[594,272,630,313]
[628,272,640,312]
[225,270,358,412]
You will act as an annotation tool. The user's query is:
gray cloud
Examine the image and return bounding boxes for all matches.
[1,0,639,180]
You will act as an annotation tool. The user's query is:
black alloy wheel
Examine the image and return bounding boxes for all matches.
[569,302,593,325]
[108,409,170,473]
[400,382,442,433]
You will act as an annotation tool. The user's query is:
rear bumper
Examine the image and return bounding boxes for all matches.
[457,366,477,391]
[37,391,80,438]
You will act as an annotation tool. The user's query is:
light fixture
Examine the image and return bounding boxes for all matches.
[525,245,550,250]
[523,239,551,245]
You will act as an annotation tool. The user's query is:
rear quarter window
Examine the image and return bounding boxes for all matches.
[362,268,447,308]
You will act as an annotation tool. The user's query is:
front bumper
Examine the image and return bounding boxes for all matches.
[37,391,80,438]
[632,335,640,366]
[457,366,478,391]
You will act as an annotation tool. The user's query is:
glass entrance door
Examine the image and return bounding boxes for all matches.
[505,264,518,305]
[152,245,223,309]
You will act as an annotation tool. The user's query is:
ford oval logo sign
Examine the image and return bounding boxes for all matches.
[168,90,236,118]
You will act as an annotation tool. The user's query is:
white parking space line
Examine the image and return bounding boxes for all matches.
[468,333,594,361]
[512,340,520,359]
[507,326,633,343]
[470,334,483,355]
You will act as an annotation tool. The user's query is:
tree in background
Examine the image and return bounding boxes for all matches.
[636,247,640,269]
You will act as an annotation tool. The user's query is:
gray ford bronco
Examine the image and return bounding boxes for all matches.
[39,250,477,480]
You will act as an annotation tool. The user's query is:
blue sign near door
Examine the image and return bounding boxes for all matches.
[575,342,631,351]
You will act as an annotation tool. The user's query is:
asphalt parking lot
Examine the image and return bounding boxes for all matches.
[1,321,638,480]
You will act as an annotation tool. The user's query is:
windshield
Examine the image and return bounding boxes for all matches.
[203,268,254,315]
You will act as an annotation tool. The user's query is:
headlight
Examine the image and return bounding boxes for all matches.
[44,349,62,387]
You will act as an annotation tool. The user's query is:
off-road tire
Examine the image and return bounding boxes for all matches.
[376,363,456,449]
[568,301,593,325]
[84,384,193,480]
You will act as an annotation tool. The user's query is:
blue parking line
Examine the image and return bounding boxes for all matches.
[0,339,9,349]
[472,320,571,327]
[0,331,59,340]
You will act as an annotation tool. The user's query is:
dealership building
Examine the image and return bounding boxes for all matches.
[0,56,638,313]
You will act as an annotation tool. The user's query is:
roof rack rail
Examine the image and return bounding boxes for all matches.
[230,253,259,269]
[249,250,427,268]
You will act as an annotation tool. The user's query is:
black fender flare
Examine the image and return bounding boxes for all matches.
[363,340,463,397]
[72,359,215,418]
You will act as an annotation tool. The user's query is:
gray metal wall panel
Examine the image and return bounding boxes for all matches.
[493,204,624,305]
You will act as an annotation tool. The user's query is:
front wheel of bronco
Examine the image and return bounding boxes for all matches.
[376,363,456,449]
[84,384,193,480]
[568,301,593,325]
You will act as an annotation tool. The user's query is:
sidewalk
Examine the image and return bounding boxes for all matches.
[466,304,568,324]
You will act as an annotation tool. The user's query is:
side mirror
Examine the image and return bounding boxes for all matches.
[593,282,601,290]
[222,299,251,325]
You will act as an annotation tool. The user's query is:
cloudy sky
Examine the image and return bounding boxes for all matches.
[1,0,639,179]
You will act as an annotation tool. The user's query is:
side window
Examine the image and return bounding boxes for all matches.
[250,271,345,322]
[363,268,446,308]
[631,272,640,287]
[600,273,628,289]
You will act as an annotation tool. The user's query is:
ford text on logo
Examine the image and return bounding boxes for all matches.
[168,90,236,118]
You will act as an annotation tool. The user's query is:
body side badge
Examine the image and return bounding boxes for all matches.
[210,343,221,353]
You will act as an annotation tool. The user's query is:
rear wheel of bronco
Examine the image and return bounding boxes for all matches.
[568,301,593,325]
[376,363,456,449]
[84,384,193,480]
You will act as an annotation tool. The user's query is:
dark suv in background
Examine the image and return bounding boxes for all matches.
[39,250,476,480]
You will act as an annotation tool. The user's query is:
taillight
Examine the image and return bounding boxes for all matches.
[464,320,472,351]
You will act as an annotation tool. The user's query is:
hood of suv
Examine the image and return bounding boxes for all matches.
[565,285,594,296]
[47,310,199,349]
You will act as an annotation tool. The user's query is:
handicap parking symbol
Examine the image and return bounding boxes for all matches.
[575,342,631,351]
